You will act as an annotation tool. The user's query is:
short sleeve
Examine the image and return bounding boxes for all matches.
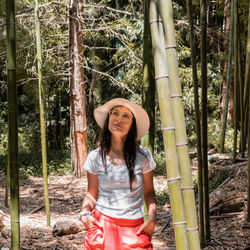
[83,150,98,175]
[140,146,156,174]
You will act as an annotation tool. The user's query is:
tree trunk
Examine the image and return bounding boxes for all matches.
[69,0,88,177]
[6,0,20,247]
[149,1,189,249]
[200,0,210,243]
[186,0,204,247]
[34,0,51,226]
[220,0,234,153]
[141,0,155,153]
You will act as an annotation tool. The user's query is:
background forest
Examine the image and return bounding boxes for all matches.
[0,0,249,248]
[0,0,249,169]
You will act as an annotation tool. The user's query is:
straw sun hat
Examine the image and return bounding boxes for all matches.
[94,98,150,140]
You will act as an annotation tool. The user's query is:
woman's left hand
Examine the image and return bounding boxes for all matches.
[136,217,156,238]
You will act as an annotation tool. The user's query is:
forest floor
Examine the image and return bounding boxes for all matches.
[0,154,249,250]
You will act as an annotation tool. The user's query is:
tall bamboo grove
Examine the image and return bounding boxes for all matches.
[149,0,189,249]
[159,0,200,248]
[34,0,51,226]
[6,0,20,248]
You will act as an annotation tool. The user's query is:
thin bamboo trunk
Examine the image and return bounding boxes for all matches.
[142,0,155,153]
[246,0,250,222]
[200,0,210,243]
[34,0,51,226]
[220,0,234,153]
[247,90,250,221]
[149,1,189,249]
[186,0,204,246]
[59,88,63,149]
[243,2,250,160]
[6,0,20,248]
[233,0,238,163]
[159,0,200,249]
[238,33,244,157]
[5,152,10,207]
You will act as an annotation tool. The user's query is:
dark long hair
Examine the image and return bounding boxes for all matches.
[99,110,138,189]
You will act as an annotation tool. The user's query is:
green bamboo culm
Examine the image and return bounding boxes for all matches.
[242,2,250,161]
[200,0,210,243]
[159,0,200,249]
[141,0,155,153]
[5,152,10,207]
[34,0,51,226]
[186,0,204,246]
[142,0,156,221]
[220,0,234,153]
[245,0,250,222]
[6,0,20,248]
[233,0,238,163]
[248,81,250,222]
[149,0,189,249]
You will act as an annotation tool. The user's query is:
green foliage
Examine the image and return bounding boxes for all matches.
[153,151,166,176]
[0,149,72,179]
[156,190,169,206]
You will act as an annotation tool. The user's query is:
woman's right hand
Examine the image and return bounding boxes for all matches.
[80,215,103,230]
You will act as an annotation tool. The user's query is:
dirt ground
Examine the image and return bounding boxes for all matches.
[0,159,249,250]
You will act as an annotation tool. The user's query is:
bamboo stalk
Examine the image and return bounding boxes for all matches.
[149,1,189,249]
[200,0,210,243]
[220,0,235,153]
[246,0,250,222]
[243,2,250,160]
[186,0,204,246]
[142,0,155,153]
[5,152,10,207]
[6,0,20,248]
[233,0,238,163]
[159,0,200,249]
[238,31,244,157]
[34,0,51,226]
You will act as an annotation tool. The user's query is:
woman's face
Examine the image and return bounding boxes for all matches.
[108,106,134,137]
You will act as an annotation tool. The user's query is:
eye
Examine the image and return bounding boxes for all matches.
[123,113,131,120]
[112,110,119,116]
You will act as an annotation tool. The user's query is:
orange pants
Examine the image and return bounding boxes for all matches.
[84,209,153,250]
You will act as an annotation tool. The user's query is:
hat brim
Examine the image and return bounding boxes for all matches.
[94,98,149,140]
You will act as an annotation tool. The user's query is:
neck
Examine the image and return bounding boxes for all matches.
[109,134,127,156]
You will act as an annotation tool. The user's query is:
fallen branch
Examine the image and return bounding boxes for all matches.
[31,205,45,214]
[210,212,242,219]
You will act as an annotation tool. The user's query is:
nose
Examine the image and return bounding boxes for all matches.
[116,115,122,123]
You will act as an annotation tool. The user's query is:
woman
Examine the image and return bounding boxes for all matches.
[79,98,157,250]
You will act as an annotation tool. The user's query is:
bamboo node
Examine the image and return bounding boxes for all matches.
[176,143,188,147]
[11,220,20,224]
[165,45,176,49]
[162,127,175,131]
[170,94,182,99]
[167,176,181,183]
[181,186,194,190]
[186,227,198,232]
[149,19,163,24]
[155,75,169,80]
[173,221,186,226]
